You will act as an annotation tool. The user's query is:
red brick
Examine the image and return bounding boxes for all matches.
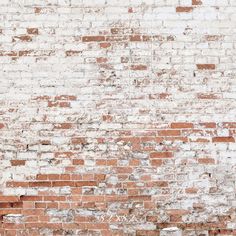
[131,64,147,70]
[150,159,163,166]
[12,35,32,42]
[82,36,105,42]
[65,50,81,56]
[212,137,235,142]
[192,0,202,5]
[158,130,181,136]
[29,181,52,187]
[0,196,19,202]
[197,93,219,99]
[100,42,111,48]
[52,181,75,187]
[6,181,29,187]
[171,122,193,129]
[55,95,76,101]
[185,187,198,194]
[197,64,216,70]
[10,160,26,166]
[176,7,193,12]
[198,158,215,164]
[27,28,38,35]
[71,137,87,145]
[76,181,97,187]
[130,35,142,41]
[54,123,72,129]
[150,152,173,158]
[72,159,84,165]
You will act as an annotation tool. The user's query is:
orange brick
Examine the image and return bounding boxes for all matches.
[158,130,181,136]
[176,7,193,12]
[192,0,202,5]
[150,152,173,158]
[27,28,38,35]
[82,36,105,42]
[197,64,216,70]
[171,122,194,129]
[10,160,26,166]
[212,137,235,142]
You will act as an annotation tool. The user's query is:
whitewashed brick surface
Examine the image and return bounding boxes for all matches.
[0,0,235,235]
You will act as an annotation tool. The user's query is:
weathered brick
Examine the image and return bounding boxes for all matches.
[82,36,105,42]
[10,160,26,166]
[192,0,202,5]
[197,64,216,70]
[150,152,173,158]
[212,137,235,142]
[176,7,193,13]
[27,28,38,35]
[171,122,194,129]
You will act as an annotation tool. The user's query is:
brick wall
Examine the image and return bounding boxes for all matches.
[0,0,236,235]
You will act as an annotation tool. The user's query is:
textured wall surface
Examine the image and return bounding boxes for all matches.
[0,0,236,235]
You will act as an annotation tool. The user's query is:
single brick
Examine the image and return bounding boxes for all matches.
[65,50,81,56]
[197,64,216,70]
[100,42,111,48]
[34,7,42,13]
[82,36,105,42]
[197,93,219,99]
[185,187,198,194]
[131,64,147,70]
[205,35,223,41]
[72,159,84,165]
[10,160,26,166]
[54,123,72,129]
[171,122,194,129]
[176,7,193,12]
[27,28,38,35]
[150,152,173,158]
[192,0,202,5]
[198,158,215,164]
[158,130,181,136]
[12,35,32,42]
[150,159,163,166]
[212,137,235,142]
